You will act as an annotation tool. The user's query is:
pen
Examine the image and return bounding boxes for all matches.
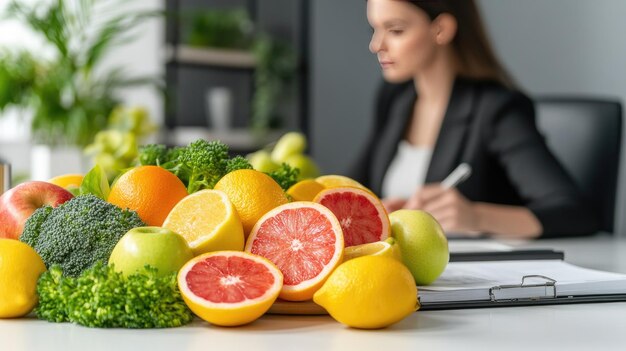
[441,163,472,189]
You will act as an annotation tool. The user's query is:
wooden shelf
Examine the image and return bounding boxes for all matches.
[166,45,256,68]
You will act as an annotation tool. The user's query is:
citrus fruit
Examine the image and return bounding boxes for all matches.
[178,251,283,326]
[213,169,288,237]
[286,179,326,201]
[343,237,402,262]
[0,238,47,318]
[313,255,418,329]
[48,173,83,190]
[315,174,370,191]
[163,190,244,255]
[313,186,390,247]
[389,210,449,285]
[245,202,344,301]
[107,165,188,226]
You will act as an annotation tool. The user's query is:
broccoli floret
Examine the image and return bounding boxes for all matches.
[138,144,168,166]
[20,194,145,277]
[178,139,229,193]
[19,205,53,244]
[36,263,193,328]
[268,163,300,191]
[226,155,253,173]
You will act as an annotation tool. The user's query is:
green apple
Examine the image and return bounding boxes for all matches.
[109,226,194,277]
[271,132,306,162]
[247,150,280,173]
[284,153,320,180]
[388,210,449,285]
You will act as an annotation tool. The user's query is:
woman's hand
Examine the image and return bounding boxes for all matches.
[381,197,407,213]
[404,184,481,236]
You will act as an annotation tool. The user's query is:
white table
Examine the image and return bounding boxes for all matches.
[3,235,626,351]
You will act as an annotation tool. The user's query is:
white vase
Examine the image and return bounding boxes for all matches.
[205,87,233,132]
[30,145,89,181]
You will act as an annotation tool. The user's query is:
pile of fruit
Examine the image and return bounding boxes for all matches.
[0,133,449,330]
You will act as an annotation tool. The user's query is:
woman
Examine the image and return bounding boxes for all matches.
[350,0,599,238]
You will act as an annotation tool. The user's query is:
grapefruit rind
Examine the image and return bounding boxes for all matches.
[313,186,391,247]
[178,251,283,326]
[245,202,344,302]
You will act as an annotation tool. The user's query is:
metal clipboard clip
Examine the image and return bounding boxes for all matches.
[489,275,557,302]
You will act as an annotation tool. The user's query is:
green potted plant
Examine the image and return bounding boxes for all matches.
[0,0,158,179]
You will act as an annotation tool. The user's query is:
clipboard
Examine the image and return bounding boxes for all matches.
[418,259,626,310]
[450,249,564,262]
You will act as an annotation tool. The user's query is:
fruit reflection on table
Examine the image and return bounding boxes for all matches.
[0,132,449,330]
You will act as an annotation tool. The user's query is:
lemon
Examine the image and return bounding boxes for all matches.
[286,179,325,201]
[0,239,47,318]
[163,190,245,255]
[214,169,288,237]
[48,173,84,192]
[313,256,418,329]
[343,237,402,262]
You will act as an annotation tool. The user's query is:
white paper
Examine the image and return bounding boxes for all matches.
[418,260,626,304]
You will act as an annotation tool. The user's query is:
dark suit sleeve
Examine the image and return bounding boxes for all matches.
[348,81,406,189]
[485,92,600,237]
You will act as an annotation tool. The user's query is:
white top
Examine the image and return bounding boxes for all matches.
[382,140,433,198]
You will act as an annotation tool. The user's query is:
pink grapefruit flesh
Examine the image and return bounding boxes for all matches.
[245,202,344,301]
[314,187,390,247]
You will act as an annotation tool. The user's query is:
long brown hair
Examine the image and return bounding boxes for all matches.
[406,0,515,87]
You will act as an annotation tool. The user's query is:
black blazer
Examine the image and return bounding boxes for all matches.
[349,77,599,238]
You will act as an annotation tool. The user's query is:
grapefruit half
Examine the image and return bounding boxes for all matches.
[245,202,344,301]
[314,187,390,247]
[178,251,283,326]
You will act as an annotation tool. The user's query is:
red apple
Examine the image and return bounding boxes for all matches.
[0,181,74,240]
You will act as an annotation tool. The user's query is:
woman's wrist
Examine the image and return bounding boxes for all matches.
[471,202,542,239]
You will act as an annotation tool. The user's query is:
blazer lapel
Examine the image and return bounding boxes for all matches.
[425,78,476,182]
[370,83,416,194]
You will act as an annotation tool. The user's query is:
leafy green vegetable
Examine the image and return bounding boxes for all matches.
[20,195,145,277]
[79,165,111,200]
[36,263,194,328]
[268,163,300,191]
[138,143,169,166]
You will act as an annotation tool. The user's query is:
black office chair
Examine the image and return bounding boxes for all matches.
[534,97,622,233]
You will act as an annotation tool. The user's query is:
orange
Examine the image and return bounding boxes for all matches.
[286,179,326,201]
[48,173,84,189]
[163,190,244,255]
[245,202,344,301]
[314,186,390,247]
[315,175,370,191]
[107,165,188,226]
[178,251,283,326]
[213,169,289,237]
